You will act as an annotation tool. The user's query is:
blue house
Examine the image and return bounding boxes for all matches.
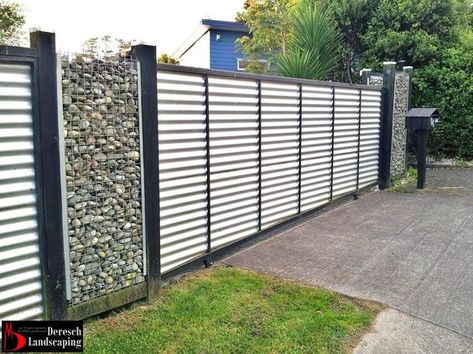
[174,19,250,71]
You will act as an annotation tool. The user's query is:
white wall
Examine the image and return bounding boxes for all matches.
[179,32,210,68]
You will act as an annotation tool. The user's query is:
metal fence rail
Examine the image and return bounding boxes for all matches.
[157,65,382,274]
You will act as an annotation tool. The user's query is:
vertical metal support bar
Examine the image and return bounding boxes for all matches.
[416,130,428,189]
[30,31,67,320]
[379,62,396,190]
[203,74,212,265]
[55,53,71,301]
[132,44,160,301]
[297,84,302,213]
[329,86,335,201]
[356,88,362,194]
[403,66,414,110]
[257,80,262,231]
[361,69,371,85]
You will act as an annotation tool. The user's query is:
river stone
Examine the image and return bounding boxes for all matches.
[62,55,144,305]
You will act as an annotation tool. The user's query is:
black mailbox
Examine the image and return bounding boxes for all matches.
[405,108,440,189]
[405,108,439,131]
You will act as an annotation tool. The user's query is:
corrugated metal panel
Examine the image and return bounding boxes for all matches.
[359,90,381,188]
[332,88,360,197]
[157,68,382,274]
[261,82,299,228]
[208,77,259,248]
[0,64,44,323]
[158,71,208,273]
[301,85,332,211]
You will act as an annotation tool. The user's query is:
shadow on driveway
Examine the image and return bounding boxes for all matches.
[225,168,473,346]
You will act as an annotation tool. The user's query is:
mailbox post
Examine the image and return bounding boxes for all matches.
[405,108,439,189]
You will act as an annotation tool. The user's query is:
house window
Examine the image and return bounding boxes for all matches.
[237,58,267,71]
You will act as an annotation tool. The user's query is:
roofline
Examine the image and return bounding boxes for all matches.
[201,19,249,32]
[174,19,249,59]
[174,27,210,59]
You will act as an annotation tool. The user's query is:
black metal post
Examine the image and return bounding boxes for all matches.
[329,87,335,200]
[361,69,371,85]
[356,89,362,194]
[379,62,396,189]
[297,84,302,213]
[30,31,67,320]
[132,44,161,301]
[257,80,262,230]
[203,74,212,266]
[416,130,428,189]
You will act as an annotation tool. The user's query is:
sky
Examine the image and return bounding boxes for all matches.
[19,0,244,55]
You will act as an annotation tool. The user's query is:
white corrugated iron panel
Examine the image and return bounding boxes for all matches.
[332,88,360,197]
[157,68,382,274]
[209,77,259,249]
[359,90,381,187]
[301,85,332,211]
[0,64,44,323]
[158,71,208,273]
[261,82,299,228]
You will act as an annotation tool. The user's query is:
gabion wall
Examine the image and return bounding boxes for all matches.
[61,55,144,304]
[368,75,383,87]
[367,72,409,177]
[391,72,409,176]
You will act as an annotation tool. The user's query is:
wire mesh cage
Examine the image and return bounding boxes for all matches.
[60,52,144,305]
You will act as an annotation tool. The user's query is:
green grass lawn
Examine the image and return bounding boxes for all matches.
[85,266,381,354]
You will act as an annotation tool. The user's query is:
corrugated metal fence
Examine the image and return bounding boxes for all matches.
[157,66,381,273]
[0,63,44,322]
[0,35,384,322]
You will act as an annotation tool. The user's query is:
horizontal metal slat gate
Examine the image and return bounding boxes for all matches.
[0,63,44,321]
[157,66,382,274]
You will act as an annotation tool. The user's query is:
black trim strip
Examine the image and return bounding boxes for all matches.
[203,74,212,264]
[257,80,262,231]
[30,31,67,320]
[132,44,161,301]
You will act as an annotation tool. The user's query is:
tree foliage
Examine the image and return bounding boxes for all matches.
[413,39,473,159]
[82,36,133,58]
[235,0,298,73]
[0,1,25,46]
[237,0,473,158]
[276,1,341,79]
[158,53,180,65]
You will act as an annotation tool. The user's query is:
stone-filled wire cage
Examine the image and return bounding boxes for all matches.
[59,53,145,305]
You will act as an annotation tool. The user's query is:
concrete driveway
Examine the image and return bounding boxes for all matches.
[225,169,473,353]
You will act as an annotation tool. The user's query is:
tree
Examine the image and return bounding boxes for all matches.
[276,1,342,79]
[360,0,461,70]
[158,53,180,65]
[83,37,99,57]
[0,1,25,46]
[81,36,135,58]
[235,0,299,73]
[414,39,473,159]
[316,0,380,82]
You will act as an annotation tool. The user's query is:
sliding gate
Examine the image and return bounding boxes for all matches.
[157,66,382,273]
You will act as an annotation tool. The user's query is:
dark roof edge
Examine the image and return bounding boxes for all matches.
[201,19,249,33]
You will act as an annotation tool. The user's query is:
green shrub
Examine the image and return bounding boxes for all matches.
[413,44,473,159]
